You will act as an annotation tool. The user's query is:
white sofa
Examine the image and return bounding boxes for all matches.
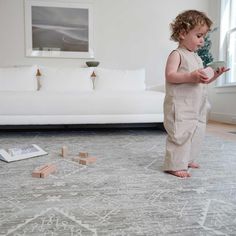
[0,65,164,126]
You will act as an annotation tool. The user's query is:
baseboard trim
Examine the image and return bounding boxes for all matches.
[209,112,236,124]
[0,123,166,131]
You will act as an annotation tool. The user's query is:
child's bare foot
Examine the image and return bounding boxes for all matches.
[188,162,200,168]
[165,170,191,178]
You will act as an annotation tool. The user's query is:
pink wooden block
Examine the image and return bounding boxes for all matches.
[79,157,96,165]
[79,152,89,158]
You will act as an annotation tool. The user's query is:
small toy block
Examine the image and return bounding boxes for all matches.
[32,164,56,178]
[40,164,57,178]
[79,157,96,165]
[32,171,41,178]
[79,152,89,158]
[32,164,49,178]
[61,146,68,157]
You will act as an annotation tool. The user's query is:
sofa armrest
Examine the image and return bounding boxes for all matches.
[146,84,165,93]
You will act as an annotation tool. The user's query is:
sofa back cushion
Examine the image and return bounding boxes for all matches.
[94,68,146,91]
[0,65,38,91]
[39,67,93,92]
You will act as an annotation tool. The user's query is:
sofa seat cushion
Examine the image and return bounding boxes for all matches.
[0,91,164,115]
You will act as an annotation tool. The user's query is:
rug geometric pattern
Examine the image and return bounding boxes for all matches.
[0,129,236,235]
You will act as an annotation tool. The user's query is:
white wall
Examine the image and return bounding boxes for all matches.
[0,0,209,87]
[208,0,236,124]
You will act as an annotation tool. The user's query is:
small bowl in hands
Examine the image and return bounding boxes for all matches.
[207,61,226,70]
[202,67,214,79]
[86,61,100,67]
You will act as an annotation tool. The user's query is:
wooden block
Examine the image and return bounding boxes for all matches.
[61,146,68,157]
[32,164,56,178]
[32,164,49,178]
[32,171,41,178]
[79,157,96,165]
[79,152,89,158]
[40,164,57,178]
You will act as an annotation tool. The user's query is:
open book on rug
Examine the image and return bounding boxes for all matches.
[0,144,47,162]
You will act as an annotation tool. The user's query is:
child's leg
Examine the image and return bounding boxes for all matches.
[163,133,192,173]
[189,120,206,168]
[163,96,198,178]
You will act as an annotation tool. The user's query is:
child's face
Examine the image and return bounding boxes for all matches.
[179,24,209,52]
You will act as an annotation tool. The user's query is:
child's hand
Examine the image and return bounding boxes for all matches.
[215,67,230,77]
[200,67,214,84]
[203,67,230,84]
[190,69,209,83]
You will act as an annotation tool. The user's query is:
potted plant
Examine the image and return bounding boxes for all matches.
[197,27,217,67]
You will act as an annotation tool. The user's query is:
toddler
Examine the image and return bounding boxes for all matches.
[163,10,229,178]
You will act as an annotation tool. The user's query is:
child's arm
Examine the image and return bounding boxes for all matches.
[202,67,230,84]
[165,51,208,84]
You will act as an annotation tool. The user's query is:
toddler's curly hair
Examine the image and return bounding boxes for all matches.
[170,10,213,42]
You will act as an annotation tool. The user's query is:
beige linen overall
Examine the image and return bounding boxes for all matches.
[163,47,208,171]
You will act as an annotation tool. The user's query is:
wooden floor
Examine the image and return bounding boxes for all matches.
[206,120,236,142]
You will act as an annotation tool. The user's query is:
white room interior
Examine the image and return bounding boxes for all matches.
[0,0,235,124]
[0,1,236,235]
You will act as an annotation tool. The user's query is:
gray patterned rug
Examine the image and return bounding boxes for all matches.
[0,129,236,236]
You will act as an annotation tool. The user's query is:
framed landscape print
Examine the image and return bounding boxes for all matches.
[24,0,94,58]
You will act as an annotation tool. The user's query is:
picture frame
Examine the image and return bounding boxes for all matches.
[24,0,94,58]
[0,144,47,162]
